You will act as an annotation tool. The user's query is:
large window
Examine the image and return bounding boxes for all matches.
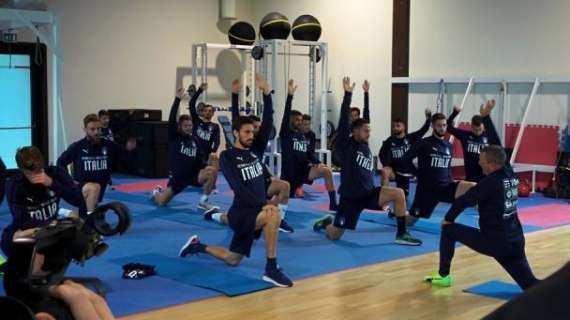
[0,54,33,169]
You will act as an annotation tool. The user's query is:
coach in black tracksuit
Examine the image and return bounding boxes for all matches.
[447,100,501,182]
[426,145,538,290]
[379,109,431,197]
[189,84,221,157]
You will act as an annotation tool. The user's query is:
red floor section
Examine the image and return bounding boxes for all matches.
[114,179,168,193]
[518,204,570,227]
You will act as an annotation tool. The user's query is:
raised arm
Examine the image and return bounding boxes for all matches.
[335,77,356,153]
[231,79,241,123]
[362,80,370,122]
[280,79,297,138]
[408,108,432,142]
[211,125,221,153]
[168,88,185,139]
[446,106,470,141]
[189,83,207,124]
[480,99,501,146]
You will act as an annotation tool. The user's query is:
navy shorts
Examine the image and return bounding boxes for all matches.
[282,165,313,196]
[334,187,382,230]
[410,181,459,219]
[227,206,264,257]
[167,173,202,195]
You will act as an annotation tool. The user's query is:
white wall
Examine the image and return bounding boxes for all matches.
[408,0,570,135]
[17,0,253,161]
[250,0,393,154]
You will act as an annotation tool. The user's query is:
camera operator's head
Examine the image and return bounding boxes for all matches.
[16,146,45,183]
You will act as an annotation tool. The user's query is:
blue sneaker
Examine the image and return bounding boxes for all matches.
[279,219,295,233]
[179,235,203,258]
[263,268,293,288]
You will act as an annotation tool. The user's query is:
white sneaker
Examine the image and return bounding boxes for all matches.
[149,185,163,201]
[198,201,220,212]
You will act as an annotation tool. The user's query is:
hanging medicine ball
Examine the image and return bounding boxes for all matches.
[260,12,290,40]
[228,21,256,45]
[292,15,322,41]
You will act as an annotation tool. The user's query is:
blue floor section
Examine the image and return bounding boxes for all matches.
[463,280,522,300]
[0,174,567,316]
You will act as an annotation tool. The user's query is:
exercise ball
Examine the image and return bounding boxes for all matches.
[292,15,322,41]
[228,21,256,45]
[260,12,290,40]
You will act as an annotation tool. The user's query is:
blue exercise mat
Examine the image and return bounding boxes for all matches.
[110,253,274,297]
[463,280,522,300]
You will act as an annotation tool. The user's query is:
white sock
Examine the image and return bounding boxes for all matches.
[87,210,93,216]
[200,194,209,203]
[212,212,223,223]
[278,204,288,219]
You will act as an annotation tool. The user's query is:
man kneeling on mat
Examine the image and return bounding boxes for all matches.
[424,145,539,289]
[150,88,219,214]
[179,116,293,288]
[313,77,422,246]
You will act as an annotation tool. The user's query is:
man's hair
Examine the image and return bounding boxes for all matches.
[178,114,192,123]
[248,115,261,122]
[233,115,256,131]
[481,145,506,166]
[290,110,302,118]
[431,113,447,123]
[98,109,110,118]
[202,104,214,112]
[352,118,369,130]
[83,114,100,127]
[302,114,311,121]
[16,146,44,171]
[350,107,360,115]
[393,118,405,125]
[471,115,483,127]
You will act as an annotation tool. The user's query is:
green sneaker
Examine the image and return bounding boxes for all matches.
[395,232,422,246]
[313,214,334,232]
[424,271,453,287]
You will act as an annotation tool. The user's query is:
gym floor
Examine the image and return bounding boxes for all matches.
[1,173,568,320]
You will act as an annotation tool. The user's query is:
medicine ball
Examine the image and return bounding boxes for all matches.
[260,12,290,40]
[518,179,531,197]
[292,15,322,41]
[228,21,256,45]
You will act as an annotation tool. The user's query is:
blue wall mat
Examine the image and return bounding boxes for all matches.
[463,280,522,300]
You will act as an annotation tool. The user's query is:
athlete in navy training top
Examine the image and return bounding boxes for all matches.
[447,99,501,182]
[312,77,422,245]
[424,145,538,290]
[188,83,221,158]
[206,74,295,233]
[179,116,293,288]
[379,108,431,198]
[57,114,136,213]
[98,109,114,141]
[150,88,219,213]
[1,146,115,320]
[280,79,338,212]
[402,112,477,225]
